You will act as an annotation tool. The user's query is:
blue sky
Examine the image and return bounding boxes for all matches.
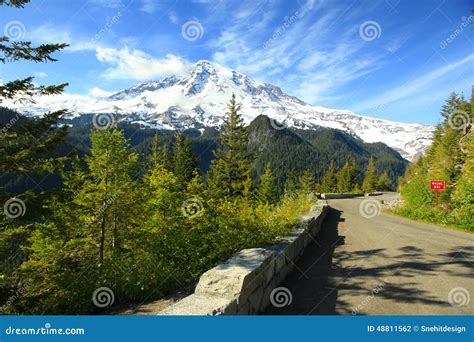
[1,0,473,125]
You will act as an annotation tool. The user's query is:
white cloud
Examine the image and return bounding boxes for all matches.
[27,24,98,52]
[90,0,125,8]
[96,47,191,80]
[169,12,179,24]
[352,54,474,113]
[141,0,158,14]
[34,72,48,78]
[208,0,385,104]
[88,87,114,98]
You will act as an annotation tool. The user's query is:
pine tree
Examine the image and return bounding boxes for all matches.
[398,92,473,229]
[451,132,474,229]
[337,160,358,193]
[320,161,338,193]
[299,169,315,195]
[362,157,378,193]
[79,128,139,262]
[172,132,198,188]
[149,133,170,170]
[376,171,392,191]
[0,0,68,174]
[257,163,277,204]
[440,92,461,119]
[0,0,69,313]
[284,170,299,198]
[207,94,252,198]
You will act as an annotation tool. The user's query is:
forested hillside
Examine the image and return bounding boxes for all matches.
[1,109,408,195]
[397,92,474,231]
[1,95,316,314]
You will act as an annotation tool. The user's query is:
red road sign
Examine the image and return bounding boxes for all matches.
[430,180,445,190]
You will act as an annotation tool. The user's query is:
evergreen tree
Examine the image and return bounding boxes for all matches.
[320,161,338,193]
[440,92,462,119]
[19,128,140,312]
[398,92,473,230]
[172,132,198,188]
[299,169,315,195]
[0,0,68,174]
[257,163,277,204]
[283,170,299,197]
[362,158,378,193]
[337,160,358,193]
[376,171,392,191]
[0,0,69,312]
[207,94,252,198]
[149,133,170,170]
[451,132,474,229]
[79,128,139,262]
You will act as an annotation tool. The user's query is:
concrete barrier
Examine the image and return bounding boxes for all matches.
[158,202,328,315]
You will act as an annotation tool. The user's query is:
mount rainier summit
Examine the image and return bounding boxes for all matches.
[9,60,434,160]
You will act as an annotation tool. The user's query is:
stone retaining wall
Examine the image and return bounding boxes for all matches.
[158,202,328,315]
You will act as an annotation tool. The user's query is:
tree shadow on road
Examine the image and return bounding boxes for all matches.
[262,207,473,315]
[263,206,347,315]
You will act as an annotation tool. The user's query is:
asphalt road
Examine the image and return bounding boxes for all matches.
[264,194,474,315]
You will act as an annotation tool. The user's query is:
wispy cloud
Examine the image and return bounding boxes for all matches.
[140,0,158,14]
[207,0,386,103]
[88,87,114,98]
[352,54,474,113]
[27,24,98,52]
[96,47,191,80]
[33,71,48,78]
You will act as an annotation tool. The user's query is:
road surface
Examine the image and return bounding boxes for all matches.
[264,194,473,315]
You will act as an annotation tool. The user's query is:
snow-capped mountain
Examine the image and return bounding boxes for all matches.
[9,60,434,160]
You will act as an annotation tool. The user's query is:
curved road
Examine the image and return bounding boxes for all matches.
[264,194,473,315]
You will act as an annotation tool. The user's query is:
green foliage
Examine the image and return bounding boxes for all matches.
[336,160,359,193]
[397,92,474,231]
[362,157,378,193]
[247,115,408,192]
[172,132,198,187]
[283,170,299,197]
[376,171,392,191]
[299,169,316,195]
[257,163,277,204]
[148,133,171,170]
[207,94,252,198]
[2,98,316,314]
[320,161,338,193]
[0,0,70,313]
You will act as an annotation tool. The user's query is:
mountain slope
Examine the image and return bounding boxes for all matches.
[8,60,434,160]
[247,115,408,189]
